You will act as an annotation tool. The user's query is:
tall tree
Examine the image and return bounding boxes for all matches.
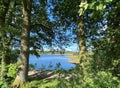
[51,1,88,73]
[79,0,120,77]
[0,0,10,81]
[13,0,55,87]
[13,0,32,86]
[78,0,87,58]
[51,0,87,56]
[51,1,89,86]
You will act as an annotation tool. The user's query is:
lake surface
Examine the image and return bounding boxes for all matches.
[29,54,76,70]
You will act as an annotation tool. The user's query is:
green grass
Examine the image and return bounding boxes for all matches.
[23,79,59,88]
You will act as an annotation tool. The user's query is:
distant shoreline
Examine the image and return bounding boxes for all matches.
[67,55,79,64]
[38,54,80,64]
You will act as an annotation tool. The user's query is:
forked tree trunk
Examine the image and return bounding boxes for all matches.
[12,0,32,87]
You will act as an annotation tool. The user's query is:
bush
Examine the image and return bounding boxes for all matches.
[93,71,120,88]
[0,80,9,88]
[7,62,20,79]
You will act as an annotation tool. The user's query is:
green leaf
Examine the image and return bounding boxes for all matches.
[98,4,104,10]
[78,8,84,16]
[84,3,88,10]
[105,0,113,3]
[95,3,105,11]
[89,2,95,9]
[79,1,88,16]
[10,0,15,9]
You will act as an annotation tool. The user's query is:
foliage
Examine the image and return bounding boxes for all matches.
[54,64,120,88]
[79,0,120,77]
[29,64,36,71]
[0,0,120,87]
[79,0,113,16]
[22,79,59,88]
[50,0,80,49]
[0,80,9,88]
[7,61,20,78]
[22,67,120,88]
[93,71,120,88]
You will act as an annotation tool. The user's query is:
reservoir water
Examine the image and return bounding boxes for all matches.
[29,54,76,70]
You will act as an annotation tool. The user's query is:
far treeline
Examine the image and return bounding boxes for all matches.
[0,0,120,88]
[38,50,78,54]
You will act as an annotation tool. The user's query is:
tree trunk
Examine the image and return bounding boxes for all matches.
[0,18,5,80]
[0,1,10,81]
[78,0,86,57]
[78,0,87,87]
[78,19,86,58]
[78,15,87,88]
[12,0,32,87]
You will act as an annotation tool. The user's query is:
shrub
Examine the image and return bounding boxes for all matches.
[7,62,20,79]
[93,71,120,88]
[0,80,9,88]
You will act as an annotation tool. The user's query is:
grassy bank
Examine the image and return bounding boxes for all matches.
[67,54,79,64]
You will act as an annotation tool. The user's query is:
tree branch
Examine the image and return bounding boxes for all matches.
[31,23,51,30]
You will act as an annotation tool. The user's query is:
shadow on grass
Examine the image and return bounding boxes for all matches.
[28,70,57,81]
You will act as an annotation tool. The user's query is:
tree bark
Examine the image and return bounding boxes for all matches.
[78,0,86,58]
[78,0,87,87]
[78,15,87,88]
[78,18,86,58]
[12,0,32,87]
[0,18,7,80]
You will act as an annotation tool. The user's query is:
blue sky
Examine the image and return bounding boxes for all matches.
[44,43,78,52]
[65,43,78,52]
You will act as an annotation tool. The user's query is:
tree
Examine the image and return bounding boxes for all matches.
[0,0,10,81]
[13,0,32,87]
[51,0,87,57]
[13,0,55,87]
[51,1,90,87]
[79,0,120,77]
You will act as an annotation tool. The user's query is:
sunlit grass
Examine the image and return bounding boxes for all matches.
[23,79,59,88]
[67,54,80,64]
